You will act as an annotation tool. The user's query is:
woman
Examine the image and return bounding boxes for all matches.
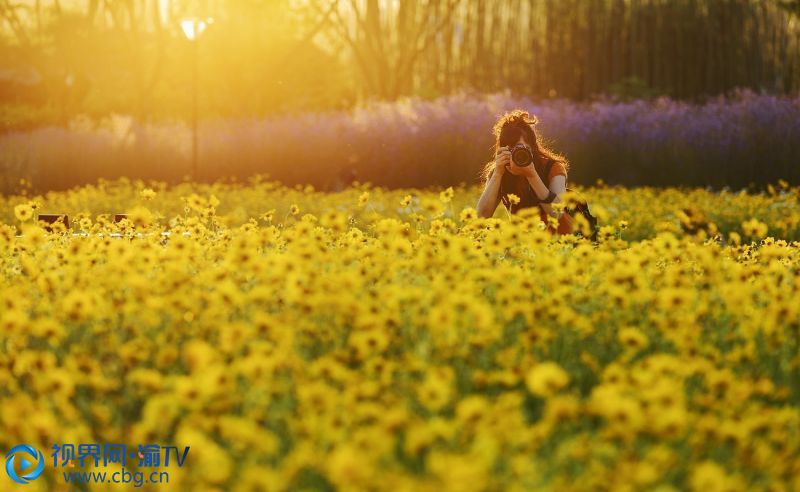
[476,109,575,235]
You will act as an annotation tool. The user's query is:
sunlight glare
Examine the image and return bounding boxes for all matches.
[180,17,214,41]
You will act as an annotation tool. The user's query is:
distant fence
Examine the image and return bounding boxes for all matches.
[2,89,799,195]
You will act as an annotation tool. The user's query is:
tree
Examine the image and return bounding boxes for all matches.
[304,0,463,99]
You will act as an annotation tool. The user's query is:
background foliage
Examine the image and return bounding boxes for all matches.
[0,0,798,128]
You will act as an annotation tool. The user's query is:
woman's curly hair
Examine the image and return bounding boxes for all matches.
[479,109,570,185]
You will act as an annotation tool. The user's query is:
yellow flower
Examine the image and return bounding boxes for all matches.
[61,291,95,323]
[741,218,768,239]
[40,371,76,398]
[439,186,454,203]
[127,368,164,395]
[404,422,437,456]
[349,328,389,359]
[417,367,455,412]
[14,351,57,379]
[358,191,370,206]
[656,287,693,311]
[14,203,34,222]
[459,207,478,222]
[127,206,153,228]
[183,340,219,372]
[507,193,521,205]
[525,361,570,397]
[31,317,65,345]
[618,327,648,350]
[289,204,300,215]
[455,395,490,425]
[234,467,284,492]
[217,415,279,455]
[326,444,373,490]
[261,209,276,222]
[650,406,688,438]
[428,448,490,491]
[139,188,157,200]
[173,375,211,410]
[2,173,800,490]
[689,461,740,492]
[176,427,232,485]
[543,395,580,424]
[588,384,645,436]
[1,309,29,337]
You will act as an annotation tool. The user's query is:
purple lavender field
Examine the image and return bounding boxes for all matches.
[1,89,798,194]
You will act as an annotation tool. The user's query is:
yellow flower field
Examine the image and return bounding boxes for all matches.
[1,177,799,491]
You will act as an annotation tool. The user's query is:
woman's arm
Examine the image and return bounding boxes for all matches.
[477,171,504,218]
[526,173,567,218]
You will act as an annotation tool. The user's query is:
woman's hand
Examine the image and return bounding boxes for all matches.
[494,146,511,176]
[507,158,535,178]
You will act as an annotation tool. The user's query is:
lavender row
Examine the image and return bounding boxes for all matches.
[1,89,798,194]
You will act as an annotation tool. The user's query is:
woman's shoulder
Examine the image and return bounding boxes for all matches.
[547,159,568,180]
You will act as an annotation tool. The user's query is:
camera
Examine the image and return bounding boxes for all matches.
[510,144,533,167]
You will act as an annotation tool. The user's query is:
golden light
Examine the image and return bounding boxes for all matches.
[179,15,215,180]
[180,17,214,41]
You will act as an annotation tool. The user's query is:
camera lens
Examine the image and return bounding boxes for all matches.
[511,146,533,166]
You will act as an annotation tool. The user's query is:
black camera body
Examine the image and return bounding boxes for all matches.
[510,144,534,167]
